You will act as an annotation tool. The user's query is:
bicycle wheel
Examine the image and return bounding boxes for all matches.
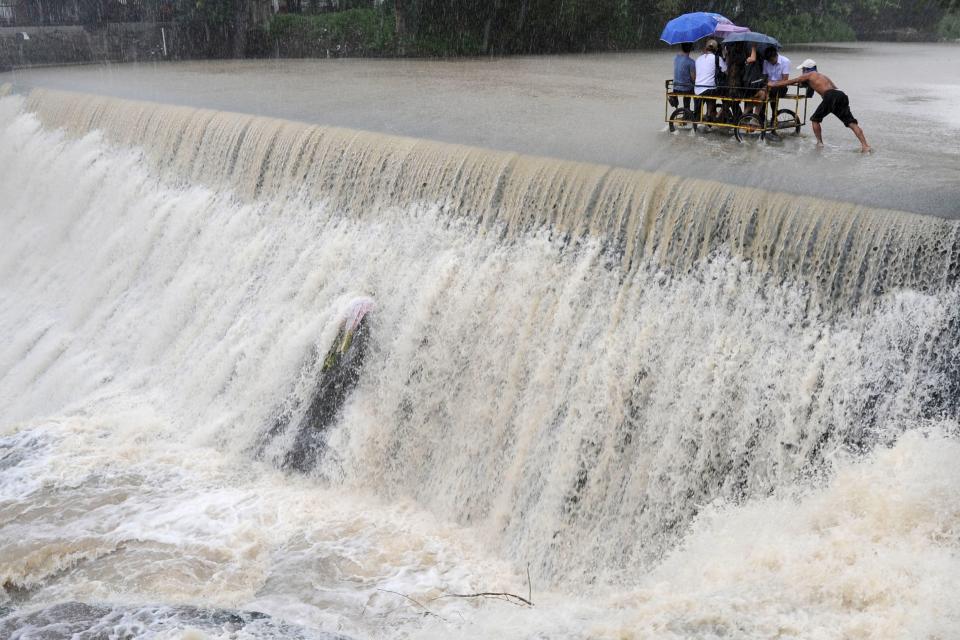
[668,107,695,132]
[734,113,764,142]
[776,109,801,135]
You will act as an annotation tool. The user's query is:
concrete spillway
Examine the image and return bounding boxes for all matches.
[1,88,958,638]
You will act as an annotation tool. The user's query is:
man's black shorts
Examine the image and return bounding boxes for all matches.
[811,89,858,127]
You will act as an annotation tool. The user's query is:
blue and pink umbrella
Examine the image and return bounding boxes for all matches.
[659,12,749,45]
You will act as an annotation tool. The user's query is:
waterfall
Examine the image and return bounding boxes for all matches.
[2,87,958,604]
[25,88,960,307]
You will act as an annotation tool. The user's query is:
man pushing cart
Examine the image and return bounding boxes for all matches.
[767,59,872,153]
[660,13,869,151]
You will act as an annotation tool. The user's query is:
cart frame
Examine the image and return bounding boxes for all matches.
[664,80,809,141]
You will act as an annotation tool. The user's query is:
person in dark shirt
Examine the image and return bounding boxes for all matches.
[672,43,696,110]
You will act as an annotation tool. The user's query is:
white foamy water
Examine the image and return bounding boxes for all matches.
[1,92,958,638]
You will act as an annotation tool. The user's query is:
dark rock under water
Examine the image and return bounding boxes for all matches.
[283,320,370,473]
[258,306,372,474]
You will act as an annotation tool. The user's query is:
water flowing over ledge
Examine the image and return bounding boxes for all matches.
[2,89,959,637]
[25,87,960,308]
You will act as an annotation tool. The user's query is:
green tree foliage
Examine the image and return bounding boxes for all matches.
[170,0,261,57]
[177,0,242,24]
[270,9,395,56]
[222,0,954,57]
[939,11,960,37]
[381,0,952,54]
[391,0,647,54]
[753,14,856,43]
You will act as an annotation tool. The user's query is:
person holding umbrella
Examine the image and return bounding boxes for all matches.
[767,59,871,152]
[659,14,745,121]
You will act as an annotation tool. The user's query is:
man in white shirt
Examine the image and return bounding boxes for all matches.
[694,39,724,120]
[762,47,790,127]
[762,47,790,83]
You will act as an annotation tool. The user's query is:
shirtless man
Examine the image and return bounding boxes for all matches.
[767,59,871,153]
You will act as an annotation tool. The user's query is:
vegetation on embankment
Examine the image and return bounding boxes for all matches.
[752,14,857,44]
[262,0,960,59]
[268,9,395,57]
[939,12,960,39]
[4,0,957,68]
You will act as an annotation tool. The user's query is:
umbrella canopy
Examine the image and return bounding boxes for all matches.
[719,30,781,49]
[660,12,733,45]
[714,22,750,36]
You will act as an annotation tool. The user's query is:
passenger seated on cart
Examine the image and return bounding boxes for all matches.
[720,42,752,120]
[721,42,746,90]
[768,60,871,152]
[741,45,771,115]
[762,46,791,123]
[670,43,696,110]
[694,39,725,120]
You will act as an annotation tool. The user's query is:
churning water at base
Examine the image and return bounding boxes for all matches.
[0,90,958,639]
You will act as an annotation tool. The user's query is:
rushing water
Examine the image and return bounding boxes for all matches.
[7,43,960,217]
[0,58,959,640]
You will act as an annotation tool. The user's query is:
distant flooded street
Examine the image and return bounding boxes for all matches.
[8,42,960,216]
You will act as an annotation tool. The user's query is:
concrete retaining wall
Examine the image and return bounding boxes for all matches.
[0,23,197,70]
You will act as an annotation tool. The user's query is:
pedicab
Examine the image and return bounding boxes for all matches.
[661,21,810,141]
[665,81,809,142]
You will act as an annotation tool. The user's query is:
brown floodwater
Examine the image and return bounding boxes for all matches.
[3,43,960,640]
